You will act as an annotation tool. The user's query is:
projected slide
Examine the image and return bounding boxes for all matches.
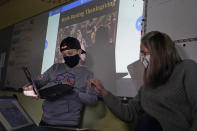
[42,0,143,96]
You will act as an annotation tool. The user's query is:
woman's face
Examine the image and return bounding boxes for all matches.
[140,43,150,56]
[140,43,151,69]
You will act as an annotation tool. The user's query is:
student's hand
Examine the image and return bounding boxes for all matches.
[23,85,38,99]
[87,79,108,96]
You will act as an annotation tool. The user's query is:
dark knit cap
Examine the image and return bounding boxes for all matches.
[60,37,86,54]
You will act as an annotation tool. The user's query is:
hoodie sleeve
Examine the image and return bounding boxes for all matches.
[23,64,55,89]
[103,89,143,122]
[76,71,98,105]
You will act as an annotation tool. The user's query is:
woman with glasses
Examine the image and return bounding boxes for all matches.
[88,31,197,131]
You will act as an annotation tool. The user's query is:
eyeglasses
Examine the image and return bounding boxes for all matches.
[140,50,151,56]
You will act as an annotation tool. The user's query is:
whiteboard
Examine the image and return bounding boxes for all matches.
[146,0,197,40]
[146,0,197,62]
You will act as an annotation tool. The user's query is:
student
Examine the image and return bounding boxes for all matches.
[23,37,98,127]
[88,31,197,131]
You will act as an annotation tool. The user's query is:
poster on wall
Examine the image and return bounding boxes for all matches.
[5,20,35,89]
[5,14,48,90]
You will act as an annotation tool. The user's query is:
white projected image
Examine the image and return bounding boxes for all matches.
[116,0,143,78]
[41,14,60,74]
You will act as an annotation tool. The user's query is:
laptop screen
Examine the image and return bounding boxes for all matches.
[0,97,34,131]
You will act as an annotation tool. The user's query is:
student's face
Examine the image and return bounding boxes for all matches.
[60,45,81,57]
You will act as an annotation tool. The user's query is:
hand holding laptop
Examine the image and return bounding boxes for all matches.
[23,85,38,99]
[22,67,74,101]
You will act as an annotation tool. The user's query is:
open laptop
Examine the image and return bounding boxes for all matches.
[22,67,74,101]
[0,96,97,131]
[0,96,37,131]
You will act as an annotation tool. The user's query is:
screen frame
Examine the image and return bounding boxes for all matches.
[0,96,34,130]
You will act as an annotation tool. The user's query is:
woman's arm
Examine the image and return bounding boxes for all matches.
[88,78,143,122]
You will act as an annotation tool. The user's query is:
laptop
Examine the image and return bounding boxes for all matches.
[0,96,100,131]
[22,67,40,97]
[0,96,38,131]
[22,67,74,101]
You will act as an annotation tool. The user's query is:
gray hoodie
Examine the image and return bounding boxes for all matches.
[103,60,197,131]
[33,63,98,126]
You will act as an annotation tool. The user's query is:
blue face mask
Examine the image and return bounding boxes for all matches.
[64,54,80,68]
[140,55,150,69]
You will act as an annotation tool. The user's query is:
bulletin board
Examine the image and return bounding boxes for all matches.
[4,12,48,90]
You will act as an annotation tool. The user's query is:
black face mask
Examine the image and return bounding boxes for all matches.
[64,54,80,68]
